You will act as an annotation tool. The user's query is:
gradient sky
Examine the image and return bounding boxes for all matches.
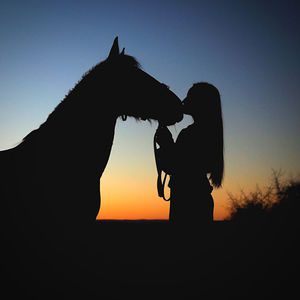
[1,0,299,220]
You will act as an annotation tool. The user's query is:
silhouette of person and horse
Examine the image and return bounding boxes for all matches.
[0,37,223,239]
[0,37,224,297]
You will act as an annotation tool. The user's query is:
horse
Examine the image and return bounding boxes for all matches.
[0,37,183,242]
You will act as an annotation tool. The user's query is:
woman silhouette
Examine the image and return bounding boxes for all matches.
[156,82,224,227]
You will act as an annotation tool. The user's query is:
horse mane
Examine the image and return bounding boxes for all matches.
[22,54,141,143]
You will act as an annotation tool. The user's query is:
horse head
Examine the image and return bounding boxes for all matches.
[80,37,183,126]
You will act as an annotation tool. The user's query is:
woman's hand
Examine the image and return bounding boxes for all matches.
[155,126,174,148]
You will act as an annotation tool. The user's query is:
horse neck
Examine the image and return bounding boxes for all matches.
[21,96,118,178]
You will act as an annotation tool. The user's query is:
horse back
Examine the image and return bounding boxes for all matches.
[0,148,20,239]
[0,148,17,200]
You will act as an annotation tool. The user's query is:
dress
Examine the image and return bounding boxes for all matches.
[167,124,214,226]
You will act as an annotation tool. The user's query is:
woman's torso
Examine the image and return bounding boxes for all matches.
[170,124,213,194]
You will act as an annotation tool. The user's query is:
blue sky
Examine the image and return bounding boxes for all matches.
[1,0,299,219]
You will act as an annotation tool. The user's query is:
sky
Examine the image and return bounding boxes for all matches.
[0,0,299,220]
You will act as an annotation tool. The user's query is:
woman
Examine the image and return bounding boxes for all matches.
[156,82,224,227]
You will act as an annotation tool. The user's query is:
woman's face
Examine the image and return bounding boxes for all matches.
[182,87,201,117]
[182,83,218,121]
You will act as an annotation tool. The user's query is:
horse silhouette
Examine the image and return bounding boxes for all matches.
[0,37,183,240]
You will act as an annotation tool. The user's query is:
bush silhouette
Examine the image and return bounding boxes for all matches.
[228,170,300,226]
[271,177,300,226]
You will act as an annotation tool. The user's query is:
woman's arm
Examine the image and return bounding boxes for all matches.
[155,126,175,174]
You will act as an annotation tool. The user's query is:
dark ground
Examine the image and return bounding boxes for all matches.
[1,220,298,299]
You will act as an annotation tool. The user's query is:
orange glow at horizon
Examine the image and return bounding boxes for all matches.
[96,119,232,221]
[96,171,230,221]
[97,173,170,220]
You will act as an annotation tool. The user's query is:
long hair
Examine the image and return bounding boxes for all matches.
[184,82,224,187]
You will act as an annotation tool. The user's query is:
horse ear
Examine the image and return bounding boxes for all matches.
[121,48,125,55]
[108,37,120,59]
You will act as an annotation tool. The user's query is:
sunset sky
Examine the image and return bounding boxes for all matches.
[0,1,299,220]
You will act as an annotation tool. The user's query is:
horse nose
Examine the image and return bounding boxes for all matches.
[176,107,184,123]
[162,104,183,125]
[176,98,184,121]
[165,91,183,125]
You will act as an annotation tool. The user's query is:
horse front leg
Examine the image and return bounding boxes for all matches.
[73,178,101,224]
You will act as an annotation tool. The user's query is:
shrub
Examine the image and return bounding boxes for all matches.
[227,170,300,225]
